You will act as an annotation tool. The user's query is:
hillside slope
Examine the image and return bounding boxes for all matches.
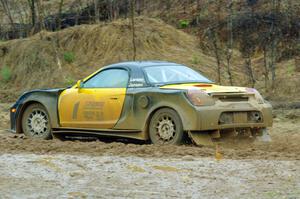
[0,17,299,103]
[0,17,218,102]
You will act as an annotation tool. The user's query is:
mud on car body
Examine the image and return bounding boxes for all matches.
[10,61,273,145]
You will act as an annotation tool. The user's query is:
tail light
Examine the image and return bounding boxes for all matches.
[246,88,265,104]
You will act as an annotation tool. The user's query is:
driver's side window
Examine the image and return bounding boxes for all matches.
[83,69,129,88]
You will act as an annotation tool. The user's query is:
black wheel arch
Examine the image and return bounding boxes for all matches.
[14,89,63,133]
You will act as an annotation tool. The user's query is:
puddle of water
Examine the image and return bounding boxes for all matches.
[127,165,146,173]
[151,165,181,172]
[36,157,62,172]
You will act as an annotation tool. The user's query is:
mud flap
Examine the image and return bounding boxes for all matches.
[256,128,272,142]
[188,131,214,146]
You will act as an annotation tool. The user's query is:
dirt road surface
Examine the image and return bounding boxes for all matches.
[0,103,300,198]
[0,154,299,198]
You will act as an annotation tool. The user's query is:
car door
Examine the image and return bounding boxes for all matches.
[58,68,129,129]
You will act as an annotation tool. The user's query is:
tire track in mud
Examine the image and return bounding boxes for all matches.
[0,127,299,161]
[0,103,300,160]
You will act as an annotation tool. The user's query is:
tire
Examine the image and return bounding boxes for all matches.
[149,108,184,145]
[21,103,52,139]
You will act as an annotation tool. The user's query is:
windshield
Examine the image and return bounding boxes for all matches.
[144,65,212,84]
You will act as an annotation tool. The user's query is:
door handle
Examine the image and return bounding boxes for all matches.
[110,97,119,100]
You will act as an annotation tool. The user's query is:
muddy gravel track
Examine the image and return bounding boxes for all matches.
[0,103,300,198]
[0,103,299,160]
[0,154,299,198]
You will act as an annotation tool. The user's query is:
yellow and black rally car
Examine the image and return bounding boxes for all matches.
[10,61,273,145]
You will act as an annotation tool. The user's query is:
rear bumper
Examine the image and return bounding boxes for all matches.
[188,101,273,131]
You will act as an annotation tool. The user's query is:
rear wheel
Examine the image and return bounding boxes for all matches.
[21,104,52,139]
[149,108,184,145]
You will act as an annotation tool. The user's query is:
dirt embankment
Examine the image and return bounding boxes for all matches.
[0,17,217,102]
[0,103,300,161]
[1,16,299,103]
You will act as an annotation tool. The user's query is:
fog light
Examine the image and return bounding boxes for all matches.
[11,108,16,113]
[248,111,262,122]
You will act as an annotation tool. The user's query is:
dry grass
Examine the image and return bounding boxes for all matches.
[0,17,298,102]
[0,17,217,101]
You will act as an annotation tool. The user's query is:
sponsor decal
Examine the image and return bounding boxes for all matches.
[83,101,105,120]
[129,78,146,87]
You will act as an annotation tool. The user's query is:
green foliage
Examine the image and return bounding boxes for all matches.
[287,63,295,74]
[63,51,75,63]
[64,76,76,86]
[191,55,200,64]
[179,19,189,29]
[1,66,12,82]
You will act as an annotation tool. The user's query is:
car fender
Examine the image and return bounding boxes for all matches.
[13,89,65,133]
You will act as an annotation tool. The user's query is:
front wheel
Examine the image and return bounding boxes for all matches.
[21,103,52,139]
[149,108,184,145]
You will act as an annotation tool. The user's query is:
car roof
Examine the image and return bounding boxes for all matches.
[105,61,182,69]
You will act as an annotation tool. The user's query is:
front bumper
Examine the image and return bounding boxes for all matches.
[9,103,22,134]
[189,101,272,131]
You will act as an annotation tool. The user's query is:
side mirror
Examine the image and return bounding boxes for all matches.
[76,80,83,89]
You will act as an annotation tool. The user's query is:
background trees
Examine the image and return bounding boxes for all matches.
[0,0,299,91]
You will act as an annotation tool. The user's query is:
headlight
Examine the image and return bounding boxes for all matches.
[185,89,215,106]
[246,88,264,104]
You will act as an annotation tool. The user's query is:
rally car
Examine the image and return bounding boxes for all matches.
[10,61,273,145]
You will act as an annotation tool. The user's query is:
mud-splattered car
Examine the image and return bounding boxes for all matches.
[10,61,272,145]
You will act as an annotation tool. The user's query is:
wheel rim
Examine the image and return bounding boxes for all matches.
[154,114,176,143]
[27,109,49,137]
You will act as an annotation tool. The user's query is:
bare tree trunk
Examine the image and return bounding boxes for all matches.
[123,0,129,18]
[57,0,64,30]
[87,1,93,23]
[0,0,15,31]
[109,0,113,21]
[136,0,144,15]
[14,2,25,24]
[94,0,100,23]
[14,1,26,38]
[269,26,277,89]
[263,47,269,90]
[226,52,233,85]
[165,0,171,11]
[214,40,221,84]
[196,0,201,10]
[114,1,120,19]
[35,0,45,39]
[27,0,36,30]
[130,0,137,61]
[226,0,233,85]
[269,0,281,90]
[75,7,80,25]
[20,1,29,23]
[245,56,255,87]
[183,0,187,14]
[208,29,221,84]
[112,0,118,20]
